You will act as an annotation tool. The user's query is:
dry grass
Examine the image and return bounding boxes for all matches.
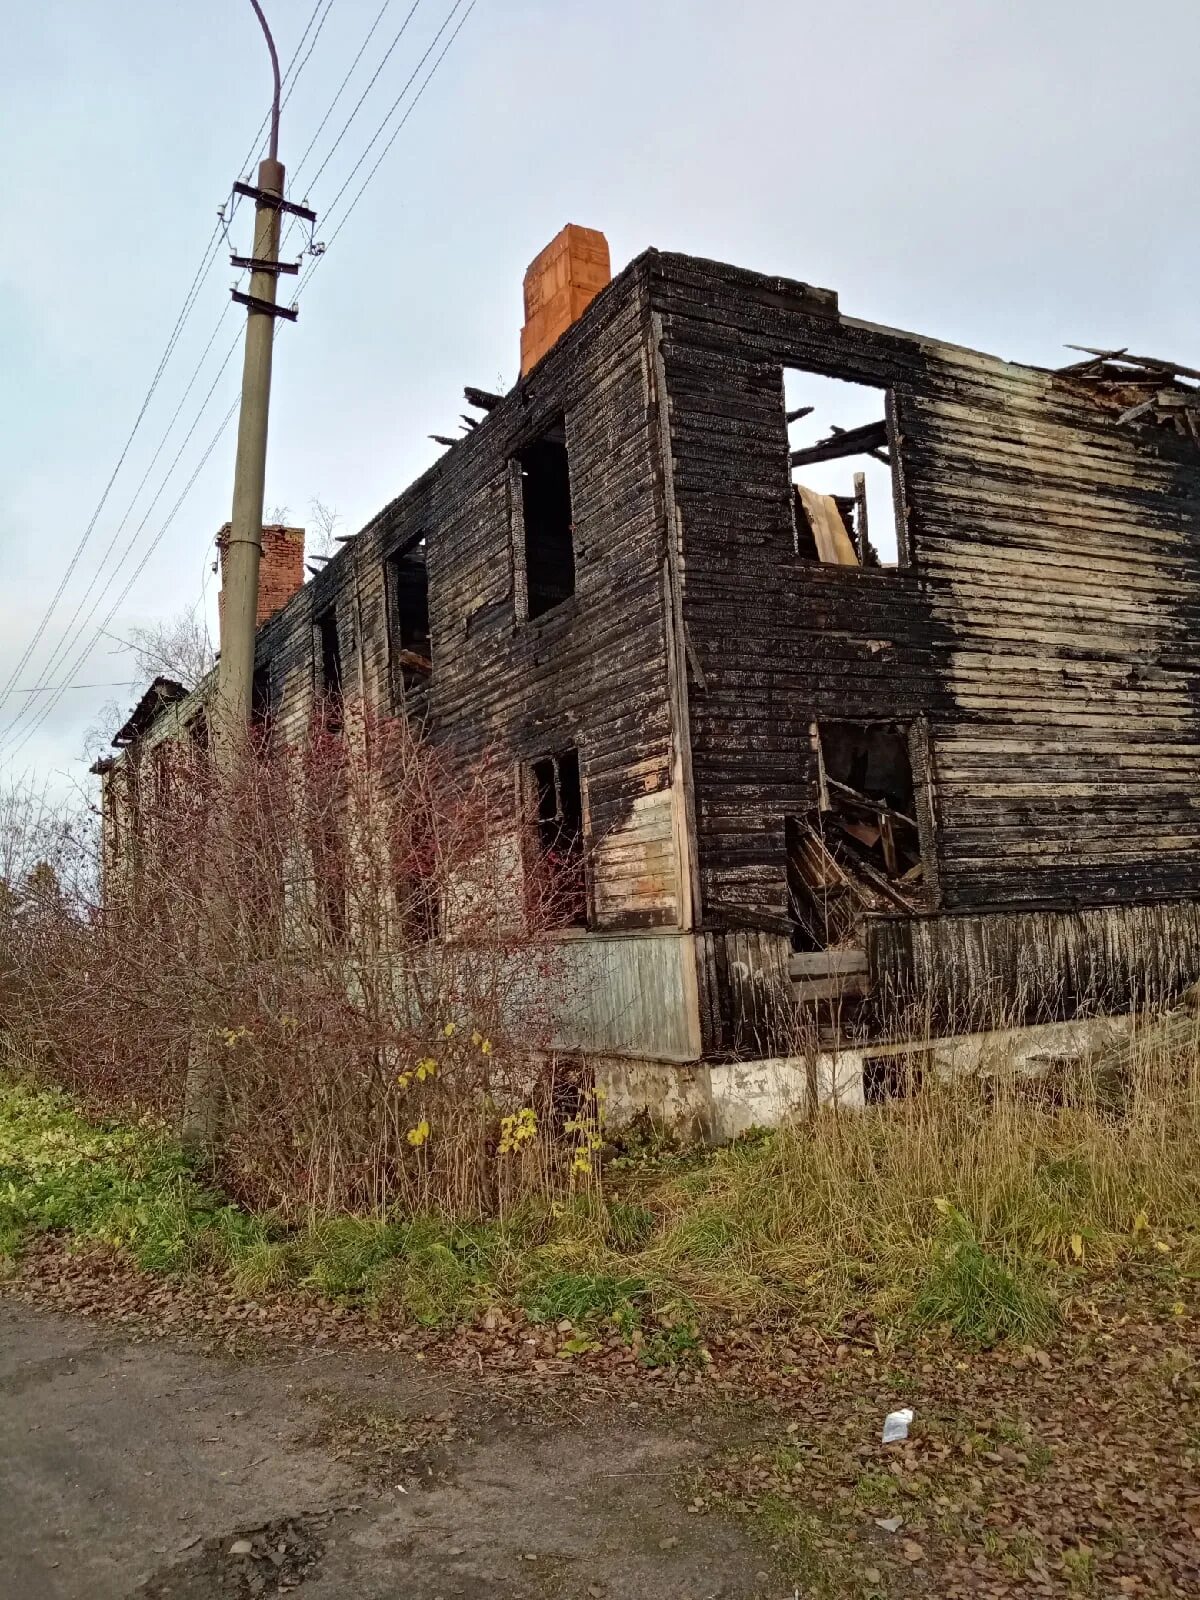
[3,1012,1199,1348]
[609,1014,1200,1339]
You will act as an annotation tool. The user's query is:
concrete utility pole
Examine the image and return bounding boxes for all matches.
[183,1,311,1157]
[212,0,311,759]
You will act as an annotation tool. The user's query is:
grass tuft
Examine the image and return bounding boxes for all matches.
[912,1202,1055,1346]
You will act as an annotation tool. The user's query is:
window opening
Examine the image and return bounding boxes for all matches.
[784,371,901,566]
[316,606,343,733]
[518,418,575,618]
[386,542,432,716]
[529,747,587,927]
[787,721,926,953]
[863,1051,925,1103]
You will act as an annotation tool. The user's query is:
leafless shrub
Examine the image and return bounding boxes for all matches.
[1,705,599,1220]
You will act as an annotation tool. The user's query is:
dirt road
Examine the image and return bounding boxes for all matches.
[0,1301,769,1600]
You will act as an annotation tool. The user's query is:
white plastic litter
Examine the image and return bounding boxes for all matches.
[875,1515,904,1534]
[881,1407,914,1444]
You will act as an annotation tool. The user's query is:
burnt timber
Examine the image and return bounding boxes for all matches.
[101,245,1200,1066]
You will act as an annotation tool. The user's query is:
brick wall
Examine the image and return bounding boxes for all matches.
[217,523,305,638]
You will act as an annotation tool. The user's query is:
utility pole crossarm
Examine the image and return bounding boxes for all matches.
[231,181,316,222]
[230,254,300,275]
[232,289,298,321]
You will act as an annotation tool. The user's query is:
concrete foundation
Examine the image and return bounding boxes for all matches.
[599,1012,1139,1143]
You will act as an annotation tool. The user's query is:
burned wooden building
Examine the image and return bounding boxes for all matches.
[99,225,1200,1124]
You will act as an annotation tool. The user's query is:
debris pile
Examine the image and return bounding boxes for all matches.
[1056,346,1200,445]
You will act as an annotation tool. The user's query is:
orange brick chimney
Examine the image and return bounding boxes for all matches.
[216,522,305,644]
[520,225,611,376]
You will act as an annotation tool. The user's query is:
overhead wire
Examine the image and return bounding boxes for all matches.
[0,4,336,756]
[9,682,142,696]
[7,0,480,764]
[0,2,333,731]
[6,398,241,766]
[291,0,396,186]
[301,0,422,196]
[0,0,334,748]
[0,320,243,749]
[301,0,470,271]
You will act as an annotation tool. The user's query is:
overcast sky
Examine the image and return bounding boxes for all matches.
[2,0,1197,791]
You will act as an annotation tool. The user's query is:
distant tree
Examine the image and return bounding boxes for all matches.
[308,497,340,560]
[124,611,216,691]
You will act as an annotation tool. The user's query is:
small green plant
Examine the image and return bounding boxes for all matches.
[640,1319,705,1368]
[521,1266,645,1326]
[853,1470,901,1509]
[912,1201,1055,1347]
[296,1218,404,1299]
[1062,1544,1097,1593]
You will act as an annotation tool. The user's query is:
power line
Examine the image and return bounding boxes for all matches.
[0,219,225,722]
[7,0,480,765]
[6,400,240,765]
[300,0,477,283]
[302,1,422,196]
[10,682,142,696]
[0,336,243,756]
[0,0,334,730]
[292,0,395,185]
[2,319,241,742]
[0,5,337,753]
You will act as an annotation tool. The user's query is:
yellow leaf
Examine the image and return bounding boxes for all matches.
[1070,1233,1084,1262]
[1132,1211,1149,1235]
[933,1197,952,1217]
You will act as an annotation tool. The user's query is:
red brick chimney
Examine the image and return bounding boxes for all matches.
[520,225,611,376]
[216,522,305,644]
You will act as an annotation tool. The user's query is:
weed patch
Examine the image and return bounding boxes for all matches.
[912,1202,1055,1346]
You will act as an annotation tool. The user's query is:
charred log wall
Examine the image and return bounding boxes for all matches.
[869,902,1200,1035]
[250,257,682,932]
[652,252,1200,923]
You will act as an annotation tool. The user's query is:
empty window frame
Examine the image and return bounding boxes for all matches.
[516,417,575,619]
[315,605,343,732]
[783,371,904,567]
[385,541,432,716]
[529,747,587,927]
[787,721,926,952]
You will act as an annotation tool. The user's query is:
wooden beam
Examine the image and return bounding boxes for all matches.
[790,419,888,469]
[464,386,503,411]
[1067,346,1200,384]
[789,949,868,978]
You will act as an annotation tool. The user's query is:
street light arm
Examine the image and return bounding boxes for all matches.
[247,0,282,162]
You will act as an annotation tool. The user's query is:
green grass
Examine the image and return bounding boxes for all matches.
[0,1080,267,1273]
[4,1048,1199,1357]
[911,1203,1055,1347]
[520,1267,646,1326]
